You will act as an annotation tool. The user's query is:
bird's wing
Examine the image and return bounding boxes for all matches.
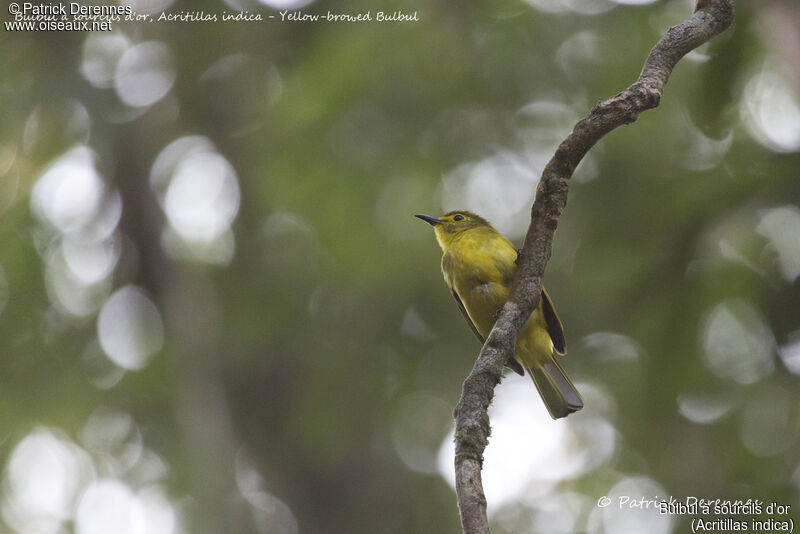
[541,288,567,355]
[451,288,524,375]
[451,288,484,343]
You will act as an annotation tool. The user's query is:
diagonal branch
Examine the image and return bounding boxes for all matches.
[452,1,735,532]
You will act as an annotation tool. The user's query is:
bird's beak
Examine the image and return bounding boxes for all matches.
[414,214,442,226]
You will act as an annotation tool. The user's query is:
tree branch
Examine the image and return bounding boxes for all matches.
[452,2,735,532]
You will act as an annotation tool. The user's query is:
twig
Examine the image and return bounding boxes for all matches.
[452,2,735,532]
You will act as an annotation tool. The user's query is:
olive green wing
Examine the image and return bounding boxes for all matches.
[451,289,483,344]
[541,288,566,355]
[451,288,524,376]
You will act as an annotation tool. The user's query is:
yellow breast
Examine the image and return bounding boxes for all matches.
[441,230,517,336]
[441,228,553,365]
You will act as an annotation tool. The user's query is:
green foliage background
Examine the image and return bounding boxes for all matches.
[1,1,798,533]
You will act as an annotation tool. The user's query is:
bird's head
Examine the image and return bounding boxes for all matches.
[414,210,494,250]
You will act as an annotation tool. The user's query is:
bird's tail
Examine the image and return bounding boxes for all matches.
[527,358,584,420]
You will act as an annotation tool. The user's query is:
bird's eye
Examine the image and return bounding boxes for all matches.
[453,215,464,221]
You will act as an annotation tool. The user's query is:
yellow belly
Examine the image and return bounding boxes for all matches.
[446,241,554,368]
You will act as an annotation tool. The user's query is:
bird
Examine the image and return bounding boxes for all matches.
[415,210,583,419]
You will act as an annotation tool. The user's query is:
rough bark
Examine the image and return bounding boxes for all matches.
[452,2,735,532]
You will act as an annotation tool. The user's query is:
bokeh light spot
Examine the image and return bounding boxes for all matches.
[438,376,615,514]
[778,331,800,375]
[163,152,240,243]
[81,33,132,89]
[757,205,800,283]
[31,146,105,235]
[81,407,143,476]
[741,60,800,153]
[23,101,91,157]
[115,41,177,108]
[677,394,735,424]
[256,0,314,10]
[582,332,643,362]
[234,450,299,534]
[45,243,112,318]
[151,137,241,261]
[701,299,775,385]
[522,0,615,15]
[392,392,451,474]
[441,151,539,239]
[75,479,137,534]
[62,237,121,286]
[589,477,673,534]
[400,308,438,342]
[97,286,164,371]
[3,429,95,529]
[132,487,177,534]
[676,112,733,171]
[555,31,603,78]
